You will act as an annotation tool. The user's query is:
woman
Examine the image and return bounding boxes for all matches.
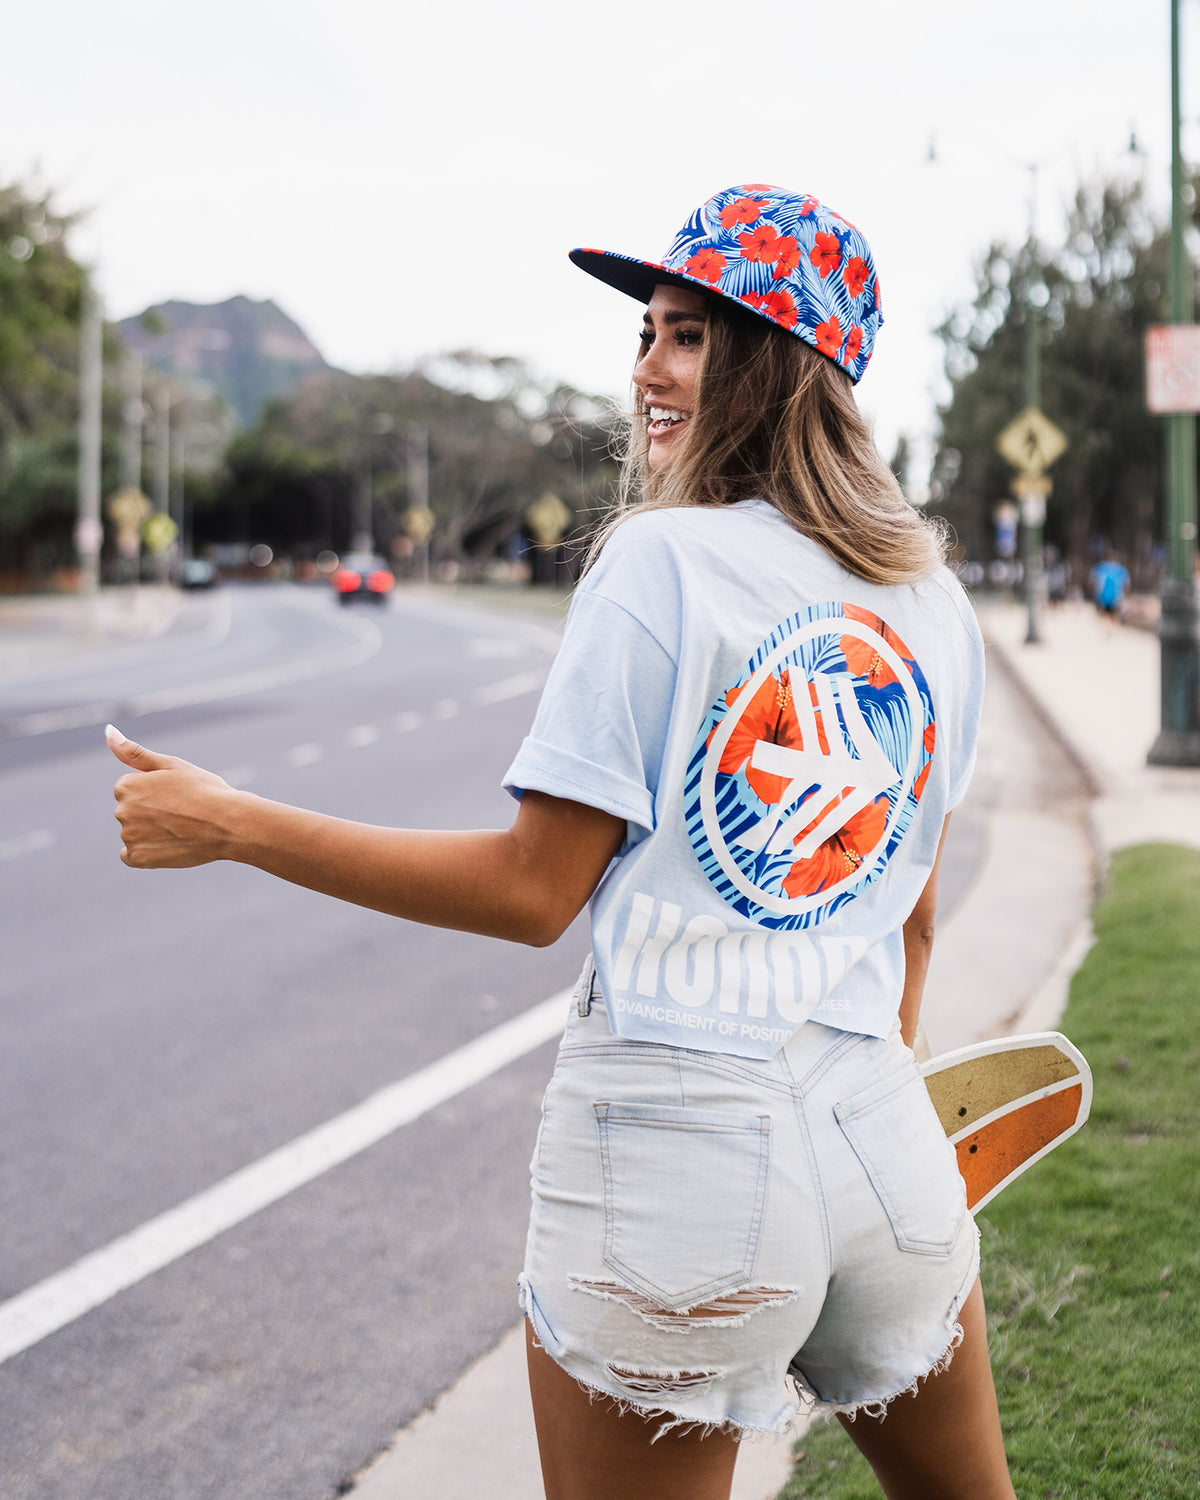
[110,186,1014,1500]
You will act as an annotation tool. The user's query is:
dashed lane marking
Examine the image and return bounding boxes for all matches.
[472,670,544,707]
[0,986,573,1365]
[431,698,460,721]
[0,829,56,862]
[345,724,381,749]
[286,743,324,768]
[218,766,257,788]
[393,711,424,733]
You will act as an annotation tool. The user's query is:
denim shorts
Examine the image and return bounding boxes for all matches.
[519,958,979,1437]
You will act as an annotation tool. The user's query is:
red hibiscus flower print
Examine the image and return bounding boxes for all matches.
[744,288,798,329]
[814,317,844,358]
[843,256,869,297]
[912,722,936,800]
[711,669,809,804]
[719,195,769,229]
[738,223,783,263]
[873,275,882,310]
[844,325,864,364]
[809,231,842,279]
[840,603,916,687]
[771,235,800,278]
[685,247,727,285]
[798,195,818,216]
[782,794,889,897]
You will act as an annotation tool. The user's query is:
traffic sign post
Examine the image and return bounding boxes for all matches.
[995,409,1067,646]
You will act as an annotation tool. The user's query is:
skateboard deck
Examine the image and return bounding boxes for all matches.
[921,1032,1092,1212]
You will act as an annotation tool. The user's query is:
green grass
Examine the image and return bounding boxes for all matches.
[779,843,1200,1500]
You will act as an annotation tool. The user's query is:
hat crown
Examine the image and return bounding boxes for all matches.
[657,185,882,381]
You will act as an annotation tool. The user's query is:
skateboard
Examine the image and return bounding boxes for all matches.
[921,1032,1092,1212]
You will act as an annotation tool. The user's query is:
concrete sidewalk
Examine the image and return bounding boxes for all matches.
[348,598,1200,1500]
[980,598,1200,857]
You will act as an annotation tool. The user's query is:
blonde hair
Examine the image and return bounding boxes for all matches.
[596,293,946,584]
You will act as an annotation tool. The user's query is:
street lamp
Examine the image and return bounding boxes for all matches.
[1148,0,1200,765]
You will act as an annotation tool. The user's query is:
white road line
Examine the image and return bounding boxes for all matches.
[3,702,116,737]
[286,743,324,768]
[431,698,460,720]
[345,724,381,749]
[393,711,424,733]
[472,670,545,707]
[0,829,56,862]
[465,637,525,660]
[0,600,383,740]
[218,766,257,788]
[0,987,572,1366]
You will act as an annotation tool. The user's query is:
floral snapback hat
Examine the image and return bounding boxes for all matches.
[571,184,883,383]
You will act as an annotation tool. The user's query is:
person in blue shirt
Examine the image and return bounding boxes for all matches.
[1091,551,1130,618]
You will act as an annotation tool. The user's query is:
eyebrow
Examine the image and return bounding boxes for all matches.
[641,308,709,326]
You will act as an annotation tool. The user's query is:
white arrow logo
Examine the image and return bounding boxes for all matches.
[734,671,900,858]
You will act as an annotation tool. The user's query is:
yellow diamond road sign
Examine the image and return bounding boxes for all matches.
[996,406,1068,475]
[525,493,573,547]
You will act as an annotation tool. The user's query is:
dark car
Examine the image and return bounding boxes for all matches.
[179,558,220,590]
[331,552,395,604]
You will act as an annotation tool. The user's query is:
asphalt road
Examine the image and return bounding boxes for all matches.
[0,582,990,1500]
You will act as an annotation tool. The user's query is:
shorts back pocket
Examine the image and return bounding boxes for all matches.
[835,1065,966,1257]
[593,1101,771,1312]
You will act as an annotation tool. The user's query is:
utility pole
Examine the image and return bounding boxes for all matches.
[74,279,104,595]
[406,424,431,582]
[120,350,143,491]
[1021,165,1045,645]
[152,385,171,517]
[1149,0,1200,765]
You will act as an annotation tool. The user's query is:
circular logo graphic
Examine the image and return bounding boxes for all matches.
[684,602,936,929]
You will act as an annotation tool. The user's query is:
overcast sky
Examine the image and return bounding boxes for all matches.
[2,0,1186,482]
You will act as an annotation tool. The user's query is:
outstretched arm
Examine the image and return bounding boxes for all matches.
[898,816,951,1050]
[108,726,626,948]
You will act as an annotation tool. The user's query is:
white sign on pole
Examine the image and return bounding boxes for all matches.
[1145,324,1200,413]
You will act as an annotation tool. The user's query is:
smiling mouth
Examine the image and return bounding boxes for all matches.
[647,406,689,437]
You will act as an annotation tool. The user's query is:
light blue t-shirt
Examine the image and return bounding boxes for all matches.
[504,501,984,1060]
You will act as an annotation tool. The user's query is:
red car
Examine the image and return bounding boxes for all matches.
[331,552,395,605]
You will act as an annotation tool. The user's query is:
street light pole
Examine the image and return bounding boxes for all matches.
[1149,0,1200,765]
[74,278,103,596]
[1022,166,1045,645]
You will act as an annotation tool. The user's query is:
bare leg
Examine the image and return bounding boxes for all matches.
[525,1322,740,1500]
[835,1279,1015,1500]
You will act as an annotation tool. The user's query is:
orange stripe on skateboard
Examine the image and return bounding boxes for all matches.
[955,1083,1084,1210]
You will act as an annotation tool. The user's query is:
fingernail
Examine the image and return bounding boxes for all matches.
[105,724,127,745]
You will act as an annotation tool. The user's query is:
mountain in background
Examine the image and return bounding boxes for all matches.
[117,296,329,426]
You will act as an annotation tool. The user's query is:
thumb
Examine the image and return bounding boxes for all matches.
[106,723,175,772]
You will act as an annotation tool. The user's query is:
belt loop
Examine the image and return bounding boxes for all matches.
[576,954,596,1017]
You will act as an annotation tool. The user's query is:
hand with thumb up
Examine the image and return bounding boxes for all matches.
[107,724,239,868]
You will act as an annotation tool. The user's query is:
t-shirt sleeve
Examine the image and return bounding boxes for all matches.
[502,589,678,835]
[946,588,986,811]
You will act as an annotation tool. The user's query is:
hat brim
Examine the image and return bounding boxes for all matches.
[569,247,717,306]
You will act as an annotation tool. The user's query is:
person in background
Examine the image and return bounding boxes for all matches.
[1090,549,1130,621]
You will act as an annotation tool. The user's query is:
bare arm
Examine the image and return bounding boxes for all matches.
[898,816,951,1049]
[108,727,627,948]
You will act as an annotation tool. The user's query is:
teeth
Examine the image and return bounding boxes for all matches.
[648,408,687,424]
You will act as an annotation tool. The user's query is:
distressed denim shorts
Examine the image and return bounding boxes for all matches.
[519,959,980,1438]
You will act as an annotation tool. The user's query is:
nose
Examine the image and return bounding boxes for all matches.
[633,339,669,399]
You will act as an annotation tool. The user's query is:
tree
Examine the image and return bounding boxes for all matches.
[199,356,618,576]
[930,176,1184,588]
[0,182,128,579]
